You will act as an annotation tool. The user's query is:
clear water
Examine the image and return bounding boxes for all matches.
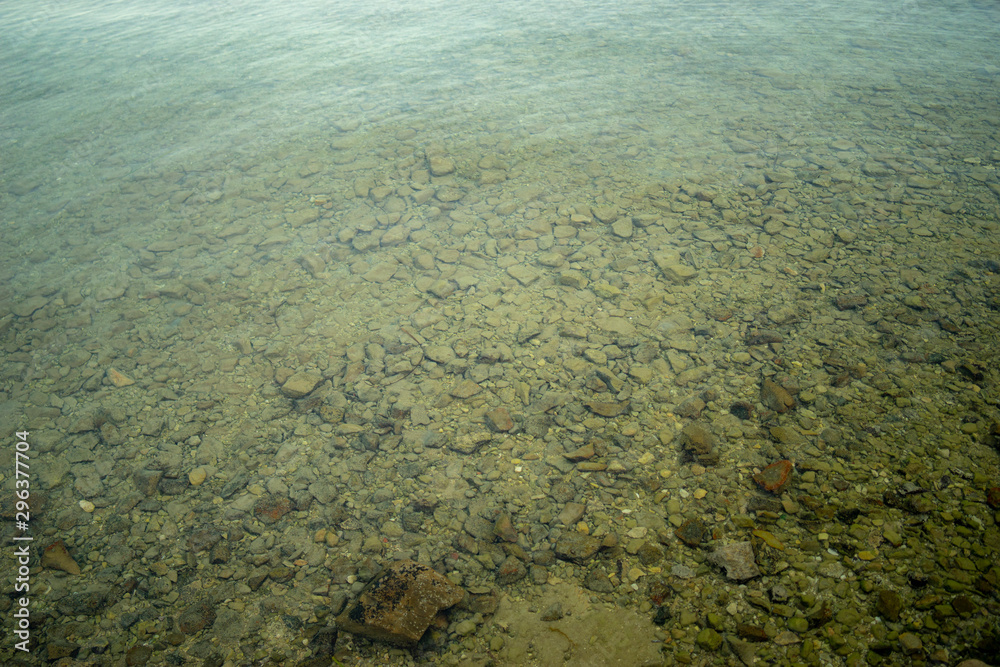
[4,0,997,289]
[1,0,998,662]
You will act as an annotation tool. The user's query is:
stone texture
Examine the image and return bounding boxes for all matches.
[335,559,465,646]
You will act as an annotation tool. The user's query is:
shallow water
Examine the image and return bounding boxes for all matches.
[2,0,999,664]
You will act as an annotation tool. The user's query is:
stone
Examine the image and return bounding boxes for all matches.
[41,540,81,575]
[584,400,629,417]
[188,467,208,486]
[679,423,718,466]
[13,296,49,317]
[707,542,761,581]
[754,460,794,493]
[760,378,795,412]
[178,601,216,635]
[125,645,153,666]
[696,627,722,650]
[335,559,465,646]
[281,371,322,398]
[496,556,527,585]
[429,156,455,176]
[898,632,923,654]
[554,532,602,563]
[105,368,135,387]
[253,495,293,524]
[485,406,514,432]
[674,518,709,547]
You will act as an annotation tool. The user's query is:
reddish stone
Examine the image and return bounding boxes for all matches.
[987,487,1000,509]
[485,406,514,432]
[253,495,293,524]
[754,460,794,494]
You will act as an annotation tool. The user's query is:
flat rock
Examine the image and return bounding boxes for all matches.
[336,559,465,646]
[707,541,761,581]
[507,264,541,286]
[447,431,492,455]
[760,378,795,413]
[14,296,48,317]
[554,532,602,563]
[41,540,81,575]
[754,459,794,493]
[281,371,322,398]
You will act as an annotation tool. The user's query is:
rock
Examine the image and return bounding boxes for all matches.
[253,495,293,524]
[106,368,135,387]
[674,518,709,547]
[335,559,465,646]
[898,632,923,654]
[133,469,163,496]
[125,645,153,666]
[876,589,903,621]
[281,371,322,398]
[429,156,455,176]
[506,264,541,286]
[760,378,795,413]
[754,460,794,494]
[449,379,481,399]
[696,627,723,650]
[611,218,633,238]
[13,296,48,317]
[584,400,629,417]
[496,556,527,584]
[484,407,514,432]
[707,542,761,581]
[188,467,208,486]
[679,423,718,466]
[447,431,492,455]
[554,532,602,563]
[41,540,81,575]
[178,601,216,635]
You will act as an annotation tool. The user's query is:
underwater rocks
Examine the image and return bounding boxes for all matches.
[679,422,719,466]
[335,559,465,646]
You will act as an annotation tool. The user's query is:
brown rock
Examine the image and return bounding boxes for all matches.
[484,406,514,432]
[563,443,595,462]
[280,371,322,398]
[675,518,709,547]
[761,378,795,413]
[41,540,81,575]
[679,423,718,466]
[177,601,216,635]
[754,459,794,494]
[554,532,603,563]
[584,400,629,417]
[253,495,293,524]
[106,368,135,387]
[449,379,482,399]
[336,559,465,646]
